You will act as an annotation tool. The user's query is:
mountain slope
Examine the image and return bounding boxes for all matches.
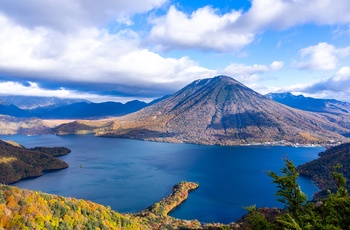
[57,76,350,145]
[266,92,350,115]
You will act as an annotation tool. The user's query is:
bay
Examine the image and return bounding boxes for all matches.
[1,134,322,223]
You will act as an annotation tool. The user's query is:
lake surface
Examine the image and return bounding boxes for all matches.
[1,134,323,223]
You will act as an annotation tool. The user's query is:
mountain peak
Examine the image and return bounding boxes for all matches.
[182,75,255,99]
[212,75,234,81]
[193,75,243,86]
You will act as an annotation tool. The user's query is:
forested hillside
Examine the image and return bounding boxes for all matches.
[0,140,70,184]
[298,142,350,197]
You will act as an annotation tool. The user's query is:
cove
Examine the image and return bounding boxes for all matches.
[0,134,322,224]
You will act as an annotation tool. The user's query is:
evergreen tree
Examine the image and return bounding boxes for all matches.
[245,159,350,229]
[268,158,307,218]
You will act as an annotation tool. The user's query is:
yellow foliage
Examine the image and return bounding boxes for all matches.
[6,195,17,209]
[0,156,17,164]
[3,140,23,148]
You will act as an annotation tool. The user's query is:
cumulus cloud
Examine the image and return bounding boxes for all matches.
[149,6,254,51]
[294,43,350,71]
[0,0,167,31]
[304,66,350,92]
[149,0,350,51]
[0,13,216,98]
[222,61,284,83]
[240,0,350,31]
[272,67,350,101]
[247,84,282,96]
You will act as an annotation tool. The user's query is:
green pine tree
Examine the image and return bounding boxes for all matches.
[268,158,307,218]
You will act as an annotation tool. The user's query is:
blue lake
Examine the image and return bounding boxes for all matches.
[1,134,322,223]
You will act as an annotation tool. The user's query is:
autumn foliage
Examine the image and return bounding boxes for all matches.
[0,184,146,229]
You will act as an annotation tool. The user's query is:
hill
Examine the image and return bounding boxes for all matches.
[0,140,70,184]
[265,92,350,115]
[57,76,350,145]
[298,142,350,197]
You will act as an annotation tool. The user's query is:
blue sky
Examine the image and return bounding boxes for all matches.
[0,0,350,102]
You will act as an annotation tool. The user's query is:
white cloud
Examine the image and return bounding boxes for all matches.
[149,6,254,51]
[0,0,167,31]
[0,81,146,103]
[149,0,350,52]
[0,13,215,96]
[269,61,284,70]
[241,0,350,31]
[275,66,350,101]
[222,61,284,83]
[316,66,350,91]
[294,43,350,71]
[246,83,281,95]
[332,25,350,37]
[277,65,350,93]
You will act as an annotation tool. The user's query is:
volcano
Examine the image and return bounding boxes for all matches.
[58,76,350,145]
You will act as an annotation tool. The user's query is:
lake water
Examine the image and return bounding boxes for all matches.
[1,134,322,224]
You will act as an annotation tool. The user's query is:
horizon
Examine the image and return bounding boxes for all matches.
[0,1,350,102]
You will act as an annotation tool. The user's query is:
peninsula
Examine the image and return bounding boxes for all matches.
[0,140,71,184]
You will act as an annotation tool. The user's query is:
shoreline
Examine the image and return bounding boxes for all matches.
[1,133,345,148]
[96,133,343,148]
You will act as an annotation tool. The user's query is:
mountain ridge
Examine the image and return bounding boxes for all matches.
[0,100,149,119]
[0,95,89,110]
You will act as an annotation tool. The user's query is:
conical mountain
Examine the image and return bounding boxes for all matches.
[69,76,350,145]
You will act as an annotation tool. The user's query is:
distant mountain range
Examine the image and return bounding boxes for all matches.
[56,76,350,145]
[0,98,150,119]
[35,100,148,119]
[265,92,350,115]
[0,95,88,110]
